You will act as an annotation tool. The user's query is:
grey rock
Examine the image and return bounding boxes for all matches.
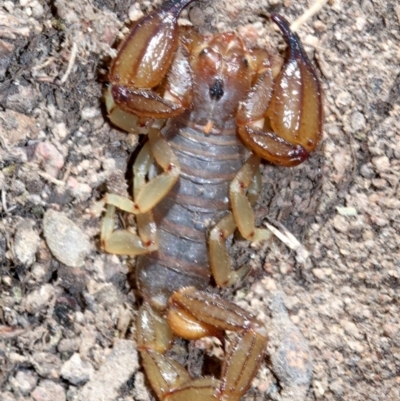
[13,369,38,395]
[43,210,91,268]
[60,353,93,386]
[78,340,138,401]
[14,219,40,266]
[24,284,54,314]
[31,379,66,401]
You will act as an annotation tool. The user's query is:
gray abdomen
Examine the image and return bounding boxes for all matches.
[136,114,246,311]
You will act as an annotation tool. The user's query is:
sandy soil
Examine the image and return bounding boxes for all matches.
[0,0,399,400]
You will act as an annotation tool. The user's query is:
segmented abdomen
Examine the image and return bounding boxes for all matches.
[136,113,246,311]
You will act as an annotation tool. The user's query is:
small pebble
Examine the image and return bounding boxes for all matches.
[355,16,367,31]
[81,107,100,120]
[57,338,79,354]
[0,392,15,401]
[335,91,352,109]
[31,2,45,18]
[34,142,65,178]
[31,379,66,401]
[360,163,374,178]
[24,284,54,315]
[43,210,91,268]
[31,352,62,378]
[14,220,40,266]
[61,353,94,385]
[340,319,362,340]
[371,156,390,173]
[128,4,144,21]
[4,1,14,11]
[13,369,38,395]
[52,122,68,140]
[332,215,350,233]
[350,111,366,132]
[79,340,138,401]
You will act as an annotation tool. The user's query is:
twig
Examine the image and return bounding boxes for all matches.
[264,219,310,265]
[290,0,329,32]
[60,41,78,84]
[38,172,65,187]
[1,189,16,213]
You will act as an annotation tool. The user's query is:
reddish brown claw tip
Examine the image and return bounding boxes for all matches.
[271,13,313,68]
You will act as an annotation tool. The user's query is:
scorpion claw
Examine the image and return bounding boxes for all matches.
[107,0,194,121]
[237,14,322,167]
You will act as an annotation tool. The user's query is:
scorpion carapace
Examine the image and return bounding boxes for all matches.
[101,0,322,400]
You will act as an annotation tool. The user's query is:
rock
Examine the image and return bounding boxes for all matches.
[14,219,40,266]
[371,155,390,173]
[24,284,54,314]
[31,380,66,401]
[0,109,39,147]
[333,215,350,233]
[57,338,79,354]
[340,319,363,340]
[13,369,38,395]
[0,392,15,401]
[34,142,65,178]
[43,210,91,268]
[335,91,352,109]
[4,83,39,114]
[266,292,313,401]
[60,353,94,385]
[78,340,138,401]
[81,106,100,120]
[31,352,62,378]
[350,111,366,132]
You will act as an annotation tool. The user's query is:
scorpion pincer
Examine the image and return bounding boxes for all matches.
[100,0,322,400]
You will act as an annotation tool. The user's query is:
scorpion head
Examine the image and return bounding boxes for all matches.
[188,33,263,128]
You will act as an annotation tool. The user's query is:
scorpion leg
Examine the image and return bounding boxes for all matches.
[164,287,268,401]
[101,122,181,254]
[209,166,266,287]
[230,155,271,241]
[101,141,158,255]
[103,121,181,213]
[237,14,322,167]
[137,303,194,401]
[107,0,194,124]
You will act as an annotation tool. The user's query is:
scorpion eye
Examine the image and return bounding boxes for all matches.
[199,47,210,56]
[243,57,249,68]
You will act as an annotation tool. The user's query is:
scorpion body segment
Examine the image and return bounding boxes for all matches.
[136,113,247,311]
[101,1,322,400]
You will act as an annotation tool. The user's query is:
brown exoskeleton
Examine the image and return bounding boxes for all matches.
[100,0,322,400]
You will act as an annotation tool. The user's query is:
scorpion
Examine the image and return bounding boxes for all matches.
[100,0,322,400]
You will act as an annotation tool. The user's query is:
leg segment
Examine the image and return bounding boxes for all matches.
[167,288,268,401]
[230,155,271,242]
[101,121,181,254]
[137,288,267,401]
[208,159,268,287]
[101,142,158,255]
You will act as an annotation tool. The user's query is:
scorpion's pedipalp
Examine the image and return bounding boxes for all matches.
[237,14,322,167]
[108,1,194,119]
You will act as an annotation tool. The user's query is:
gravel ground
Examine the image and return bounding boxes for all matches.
[0,0,399,400]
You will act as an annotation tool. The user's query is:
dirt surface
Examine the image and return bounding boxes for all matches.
[0,0,399,400]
